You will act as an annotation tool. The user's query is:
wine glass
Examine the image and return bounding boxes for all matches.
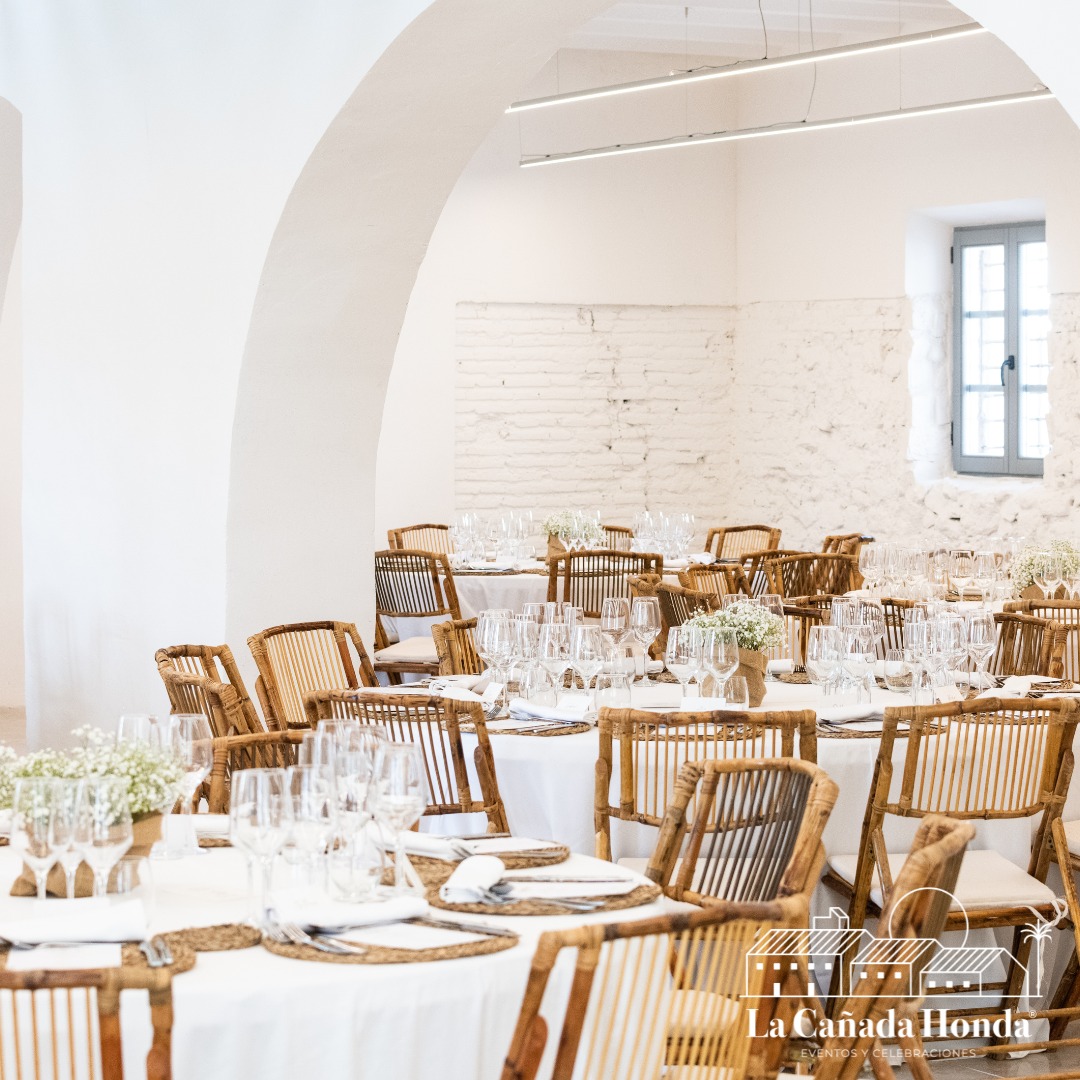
[570,625,605,699]
[538,622,571,704]
[74,777,133,899]
[286,764,337,896]
[630,597,662,686]
[702,627,739,697]
[230,768,291,927]
[169,713,214,818]
[298,730,337,769]
[841,627,874,705]
[972,552,998,602]
[11,778,60,900]
[806,626,842,698]
[950,552,974,599]
[759,594,786,679]
[858,545,882,594]
[967,609,996,689]
[117,713,165,748]
[370,743,427,896]
[600,598,630,644]
[51,779,83,899]
[664,626,697,701]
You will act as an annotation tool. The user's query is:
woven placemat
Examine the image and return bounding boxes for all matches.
[776,671,811,685]
[163,923,261,952]
[429,881,662,917]
[260,922,517,965]
[0,837,8,847]
[198,837,232,849]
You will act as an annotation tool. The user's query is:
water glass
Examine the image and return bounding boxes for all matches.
[11,778,60,900]
[806,626,842,697]
[594,673,631,711]
[721,676,749,711]
[371,744,426,896]
[52,779,83,899]
[169,713,214,817]
[882,649,912,694]
[629,597,662,685]
[74,777,134,899]
[702,627,739,695]
[230,768,292,927]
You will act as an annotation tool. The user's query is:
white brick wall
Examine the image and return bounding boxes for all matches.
[455,296,1080,551]
[455,302,736,525]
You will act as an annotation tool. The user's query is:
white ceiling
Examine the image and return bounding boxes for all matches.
[566,0,968,59]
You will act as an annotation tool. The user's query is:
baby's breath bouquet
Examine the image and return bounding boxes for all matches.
[541,510,604,545]
[1012,540,1080,595]
[0,727,183,816]
[684,601,785,652]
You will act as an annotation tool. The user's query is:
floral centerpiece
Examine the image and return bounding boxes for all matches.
[2,727,184,897]
[540,510,604,555]
[684,602,785,706]
[1011,541,1080,597]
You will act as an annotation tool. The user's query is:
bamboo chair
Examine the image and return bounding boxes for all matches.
[645,758,838,905]
[547,549,663,618]
[206,730,303,812]
[601,523,634,551]
[740,548,805,598]
[501,894,809,1080]
[387,523,453,553]
[822,697,1079,1023]
[627,573,661,600]
[822,532,864,555]
[704,524,782,561]
[991,611,1068,678]
[1003,600,1080,680]
[782,604,827,667]
[155,643,265,734]
[594,707,818,861]
[654,582,720,655]
[247,621,378,731]
[0,967,174,1080]
[765,553,859,599]
[678,562,751,600]
[878,597,916,656]
[431,617,482,676]
[373,549,462,680]
[303,691,508,831]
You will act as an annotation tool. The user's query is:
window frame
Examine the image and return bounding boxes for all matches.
[951,220,1047,477]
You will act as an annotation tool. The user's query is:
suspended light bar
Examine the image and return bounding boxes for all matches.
[507,23,989,114]
[519,89,1055,168]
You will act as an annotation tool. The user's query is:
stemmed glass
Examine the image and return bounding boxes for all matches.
[841,627,875,705]
[630,597,662,685]
[74,777,133,899]
[702,627,739,697]
[11,778,60,900]
[806,626,842,698]
[538,622,571,704]
[858,545,882,594]
[972,552,998,602]
[370,744,426,896]
[950,552,974,599]
[759,594,786,679]
[1045,553,1065,600]
[286,764,337,895]
[570,625,605,699]
[967,609,996,689]
[665,627,699,701]
[169,713,214,820]
[230,768,292,927]
[52,780,83,899]
[117,714,165,748]
[476,614,514,696]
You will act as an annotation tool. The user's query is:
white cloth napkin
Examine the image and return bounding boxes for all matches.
[275,896,428,932]
[401,834,558,860]
[685,552,715,566]
[978,675,1035,699]
[0,898,148,945]
[767,659,795,675]
[438,686,485,704]
[818,704,885,725]
[193,814,230,837]
[508,696,593,725]
[439,856,505,903]
[430,675,488,693]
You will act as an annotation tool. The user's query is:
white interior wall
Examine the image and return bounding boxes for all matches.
[377,29,1080,552]
[0,237,22,707]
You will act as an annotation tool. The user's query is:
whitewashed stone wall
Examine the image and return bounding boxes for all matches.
[455,302,736,525]
[455,296,1080,551]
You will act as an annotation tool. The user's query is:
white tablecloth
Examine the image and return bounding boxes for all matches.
[0,848,675,1080]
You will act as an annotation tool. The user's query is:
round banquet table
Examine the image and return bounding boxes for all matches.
[0,848,679,1080]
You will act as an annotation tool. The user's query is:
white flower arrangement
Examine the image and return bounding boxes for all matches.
[684,602,785,652]
[0,727,184,817]
[1011,541,1080,594]
[540,511,604,545]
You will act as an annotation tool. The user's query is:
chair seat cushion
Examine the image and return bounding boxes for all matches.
[374,636,439,665]
[827,849,1055,910]
[1062,819,1080,857]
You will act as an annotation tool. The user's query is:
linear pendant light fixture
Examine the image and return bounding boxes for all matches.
[507,23,988,114]
[519,89,1055,168]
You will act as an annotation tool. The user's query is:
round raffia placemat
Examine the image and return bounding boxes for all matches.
[0,837,8,847]
[429,881,662,917]
[198,837,232,849]
[260,925,517,965]
[776,671,811,686]
[163,923,261,952]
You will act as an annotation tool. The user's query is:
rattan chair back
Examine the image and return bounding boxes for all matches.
[1005,599,1080,681]
[678,562,751,599]
[992,611,1068,678]
[303,691,507,830]
[646,758,838,905]
[740,548,805,597]
[206,730,303,812]
[765,553,858,598]
[0,967,174,1080]
[431,617,482,676]
[601,524,634,551]
[705,524,782,561]
[547,550,663,618]
[247,621,377,731]
[387,523,453,553]
[877,597,916,656]
[500,895,807,1080]
[155,643,264,734]
[655,582,720,655]
[373,549,461,643]
[594,707,818,860]
[822,532,864,555]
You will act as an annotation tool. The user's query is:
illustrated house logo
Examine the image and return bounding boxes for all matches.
[921,946,1019,996]
[851,937,937,997]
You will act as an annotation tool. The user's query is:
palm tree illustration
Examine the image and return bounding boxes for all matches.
[1023,901,1069,997]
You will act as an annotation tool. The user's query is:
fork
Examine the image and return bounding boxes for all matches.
[480,886,603,913]
[264,910,368,956]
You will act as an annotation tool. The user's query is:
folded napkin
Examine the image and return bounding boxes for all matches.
[468,560,516,571]
[978,675,1035,699]
[507,696,593,725]
[437,686,485,704]
[818,704,885,725]
[430,674,488,693]
[275,895,428,933]
[401,834,558,861]
[767,659,795,675]
[193,814,230,838]
[686,552,715,566]
[0,898,147,945]
[439,856,506,903]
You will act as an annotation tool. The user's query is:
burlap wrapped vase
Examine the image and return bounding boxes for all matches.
[547,534,566,558]
[737,649,768,708]
[11,811,162,898]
